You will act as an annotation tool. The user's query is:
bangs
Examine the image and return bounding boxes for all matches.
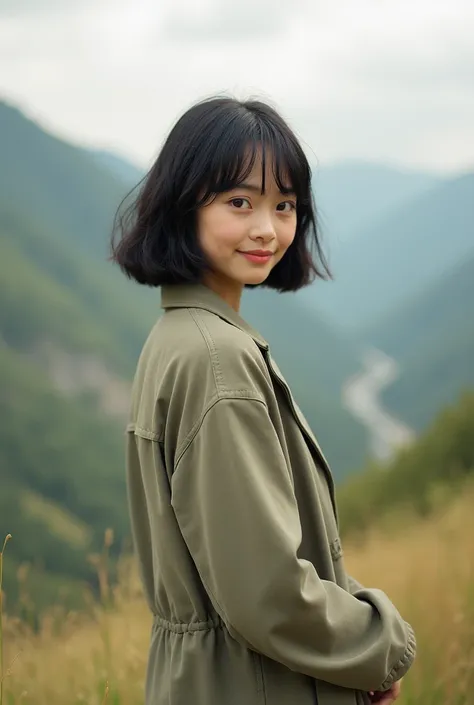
[196,112,311,206]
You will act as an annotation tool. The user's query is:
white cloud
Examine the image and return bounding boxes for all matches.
[0,0,99,18]
[159,0,301,42]
[0,0,473,172]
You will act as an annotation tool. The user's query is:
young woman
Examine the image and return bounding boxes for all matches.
[112,96,416,705]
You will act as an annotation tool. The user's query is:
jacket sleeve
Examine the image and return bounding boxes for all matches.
[171,396,416,693]
[347,575,364,594]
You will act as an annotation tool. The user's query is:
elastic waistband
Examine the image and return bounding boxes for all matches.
[152,613,224,634]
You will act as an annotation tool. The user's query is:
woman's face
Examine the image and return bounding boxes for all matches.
[197,153,297,307]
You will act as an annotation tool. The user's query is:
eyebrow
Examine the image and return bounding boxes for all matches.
[235,182,296,196]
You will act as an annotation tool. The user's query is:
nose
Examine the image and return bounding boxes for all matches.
[248,213,276,244]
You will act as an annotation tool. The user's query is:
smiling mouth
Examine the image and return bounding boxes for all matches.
[238,249,274,255]
[237,251,274,264]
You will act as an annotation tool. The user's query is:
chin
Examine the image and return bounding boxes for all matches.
[242,272,270,286]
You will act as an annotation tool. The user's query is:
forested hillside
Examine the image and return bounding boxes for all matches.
[338,390,474,535]
[0,343,128,614]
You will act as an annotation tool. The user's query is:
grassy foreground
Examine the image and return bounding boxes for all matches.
[1,484,474,705]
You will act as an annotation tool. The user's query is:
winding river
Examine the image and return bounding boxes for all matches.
[343,347,415,462]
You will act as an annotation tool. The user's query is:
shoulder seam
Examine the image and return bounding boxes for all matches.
[188,308,225,394]
[188,307,261,394]
[175,393,267,469]
[129,308,266,446]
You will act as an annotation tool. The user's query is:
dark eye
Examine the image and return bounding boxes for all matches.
[276,201,296,212]
[230,198,251,209]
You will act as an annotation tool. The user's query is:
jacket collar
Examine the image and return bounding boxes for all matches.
[160,284,269,350]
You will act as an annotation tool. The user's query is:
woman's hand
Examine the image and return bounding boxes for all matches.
[369,679,402,704]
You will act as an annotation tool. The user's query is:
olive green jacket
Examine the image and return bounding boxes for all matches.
[126,283,416,705]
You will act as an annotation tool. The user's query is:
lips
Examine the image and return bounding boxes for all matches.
[238,250,274,264]
[239,250,274,256]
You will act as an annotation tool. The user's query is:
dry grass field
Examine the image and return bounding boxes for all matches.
[1,483,474,705]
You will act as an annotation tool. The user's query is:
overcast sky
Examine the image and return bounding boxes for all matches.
[1,0,473,173]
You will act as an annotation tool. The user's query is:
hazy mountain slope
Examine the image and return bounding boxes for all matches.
[313,160,441,244]
[90,148,145,187]
[0,101,131,259]
[366,254,474,360]
[303,172,474,329]
[0,205,155,375]
[366,254,474,429]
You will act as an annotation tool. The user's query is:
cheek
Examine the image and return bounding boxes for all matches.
[278,220,297,251]
[199,208,243,253]
[272,222,296,266]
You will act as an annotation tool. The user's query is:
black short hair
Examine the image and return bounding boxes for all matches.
[111,96,331,291]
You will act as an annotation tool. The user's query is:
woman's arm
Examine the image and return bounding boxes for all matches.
[172,395,415,694]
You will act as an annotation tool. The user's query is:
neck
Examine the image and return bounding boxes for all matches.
[202,273,243,312]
